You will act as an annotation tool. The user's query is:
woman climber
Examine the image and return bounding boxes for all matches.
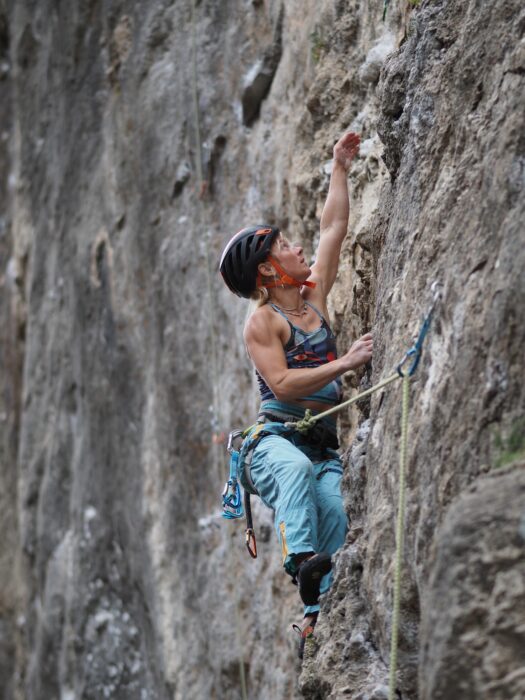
[219,132,373,657]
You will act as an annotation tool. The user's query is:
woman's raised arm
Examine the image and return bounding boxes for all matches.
[309,132,360,297]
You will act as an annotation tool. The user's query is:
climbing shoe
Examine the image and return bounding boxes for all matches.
[297,552,332,606]
[292,613,318,660]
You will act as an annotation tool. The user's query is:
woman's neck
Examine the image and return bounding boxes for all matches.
[268,287,305,311]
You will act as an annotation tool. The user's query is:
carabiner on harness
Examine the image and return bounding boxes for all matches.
[221,430,245,520]
[245,528,257,558]
[244,490,257,558]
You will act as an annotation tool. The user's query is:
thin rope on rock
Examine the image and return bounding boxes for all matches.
[388,372,410,700]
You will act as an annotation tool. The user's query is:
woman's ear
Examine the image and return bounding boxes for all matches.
[257,260,274,277]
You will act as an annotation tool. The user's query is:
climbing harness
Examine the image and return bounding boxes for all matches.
[222,287,440,697]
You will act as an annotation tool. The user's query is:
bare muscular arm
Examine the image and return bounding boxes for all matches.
[308,132,360,304]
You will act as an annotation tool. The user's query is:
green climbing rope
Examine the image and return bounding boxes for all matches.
[388,372,410,700]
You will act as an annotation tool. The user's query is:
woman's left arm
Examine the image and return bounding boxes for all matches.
[309,132,360,296]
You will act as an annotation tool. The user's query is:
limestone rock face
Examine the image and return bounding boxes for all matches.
[419,464,525,700]
[0,0,523,699]
[300,0,525,698]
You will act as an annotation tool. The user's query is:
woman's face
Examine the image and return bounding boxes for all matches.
[270,234,311,280]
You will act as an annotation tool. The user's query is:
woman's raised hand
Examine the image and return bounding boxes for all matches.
[340,332,373,371]
[333,132,361,171]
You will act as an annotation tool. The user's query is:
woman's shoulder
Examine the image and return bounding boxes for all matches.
[244,303,285,341]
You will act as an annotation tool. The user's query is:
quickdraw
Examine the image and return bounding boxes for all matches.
[221,430,245,520]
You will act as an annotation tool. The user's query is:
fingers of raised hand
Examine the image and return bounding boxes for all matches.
[343,134,360,153]
[340,132,360,147]
[334,132,360,159]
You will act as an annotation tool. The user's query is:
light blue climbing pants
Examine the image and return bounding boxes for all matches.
[248,432,348,616]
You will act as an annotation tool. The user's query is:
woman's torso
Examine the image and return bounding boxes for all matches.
[255,301,342,412]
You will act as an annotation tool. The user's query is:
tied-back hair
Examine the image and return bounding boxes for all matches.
[250,286,270,307]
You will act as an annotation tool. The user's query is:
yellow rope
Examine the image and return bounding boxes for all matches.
[388,373,410,699]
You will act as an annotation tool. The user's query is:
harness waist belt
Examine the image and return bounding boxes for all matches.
[257,405,339,451]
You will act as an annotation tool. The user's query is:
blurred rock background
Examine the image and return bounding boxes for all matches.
[0,1,523,699]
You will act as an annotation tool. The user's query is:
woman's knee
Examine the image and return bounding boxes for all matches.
[321,496,348,533]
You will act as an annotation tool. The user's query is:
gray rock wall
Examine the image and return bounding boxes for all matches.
[0,0,523,699]
[301,0,525,698]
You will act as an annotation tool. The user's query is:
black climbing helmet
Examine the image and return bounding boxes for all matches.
[219,225,280,298]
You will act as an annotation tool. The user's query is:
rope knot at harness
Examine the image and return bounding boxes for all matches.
[286,409,316,435]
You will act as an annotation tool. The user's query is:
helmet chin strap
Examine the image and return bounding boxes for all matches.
[257,255,316,290]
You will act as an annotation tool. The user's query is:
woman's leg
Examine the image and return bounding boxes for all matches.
[303,455,347,616]
[249,434,318,575]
